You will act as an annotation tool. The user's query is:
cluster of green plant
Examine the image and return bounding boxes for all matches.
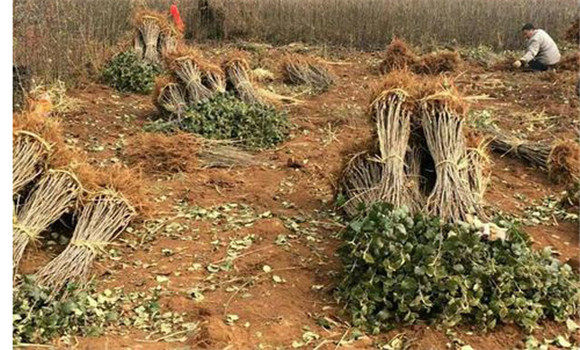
[102,51,161,94]
[13,276,118,345]
[337,203,580,334]
[147,92,290,149]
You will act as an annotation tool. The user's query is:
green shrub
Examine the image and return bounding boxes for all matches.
[102,51,161,94]
[148,92,290,149]
[337,203,580,334]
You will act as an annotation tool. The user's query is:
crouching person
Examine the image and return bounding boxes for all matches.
[513,23,561,71]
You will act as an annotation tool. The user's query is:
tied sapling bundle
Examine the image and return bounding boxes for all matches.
[379,38,420,74]
[420,84,484,222]
[281,54,334,90]
[167,49,213,104]
[489,134,580,183]
[371,87,415,209]
[134,12,163,63]
[13,169,82,272]
[464,134,491,203]
[201,63,226,94]
[154,76,187,119]
[224,54,264,106]
[339,150,385,217]
[13,131,50,195]
[35,191,136,296]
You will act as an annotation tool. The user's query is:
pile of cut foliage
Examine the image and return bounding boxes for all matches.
[146,92,289,149]
[13,277,119,344]
[337,203,580,334]
[102,51,162,94]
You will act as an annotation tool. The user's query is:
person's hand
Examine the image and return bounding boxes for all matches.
[512,60,522,68]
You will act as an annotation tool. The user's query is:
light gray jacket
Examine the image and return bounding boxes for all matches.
[521,29,561,65]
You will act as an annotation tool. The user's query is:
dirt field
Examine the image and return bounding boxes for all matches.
[18,45,579,350]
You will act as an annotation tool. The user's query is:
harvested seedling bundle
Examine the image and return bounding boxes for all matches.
[415,51,461,74]
[419,82,483,221]
[153,76,187,118]
[370,73,417,209]
[13,169,82,272]
[379,38,420,74]
[489,134,580,183]
[223,53,264,105]
[201,62,227,94]
[13,131,50,195]
[35,191,135,295]
[281,54,334,90]
[132,10,165,63]
[166,49,213,103]
[34,166,145,296]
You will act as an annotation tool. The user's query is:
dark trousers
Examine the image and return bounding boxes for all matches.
[527,59,552,71]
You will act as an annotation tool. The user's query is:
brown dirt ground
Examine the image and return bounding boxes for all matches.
[16,45,580,350]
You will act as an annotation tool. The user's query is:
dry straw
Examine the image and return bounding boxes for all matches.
[13,169,82,272]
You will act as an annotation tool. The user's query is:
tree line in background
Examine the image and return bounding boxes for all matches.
[13,0,576,85]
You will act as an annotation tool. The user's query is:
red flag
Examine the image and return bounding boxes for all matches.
[170,4,184,33]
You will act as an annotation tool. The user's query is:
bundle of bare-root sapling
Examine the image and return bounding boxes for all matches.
[13,169,82,272]
[379,38,420,74]
[339,149,385,217]
[153,75,188,119]
[35,166,144,296]
[340,71,420,214]
[13,131,50,195]
[223,53,264,106]
[35,191,136,296]
[464,134,491,204]
[281,54,334,90]
[414,51,461,75]
[133,11,164,63]
[371,80,417,209]
[489,134,580,183]
[167,49,213,104]
[420,83,484,221]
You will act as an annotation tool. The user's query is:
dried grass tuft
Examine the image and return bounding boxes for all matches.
[558,52,580,71]
[548,141,580,183]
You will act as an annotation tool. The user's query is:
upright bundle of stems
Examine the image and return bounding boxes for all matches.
[13,131,50,194]
[224,56,264,105]
[405,134,428,207]
[420,92,482,221]
[281,54,334,90]
[371,89,415,209]
[339,150,385,217]
[139,17,162,63]
[170,54,213,103]
[13,169,82,272]
[35,191,136,296]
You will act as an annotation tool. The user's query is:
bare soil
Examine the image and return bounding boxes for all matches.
[17,45,579,350]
